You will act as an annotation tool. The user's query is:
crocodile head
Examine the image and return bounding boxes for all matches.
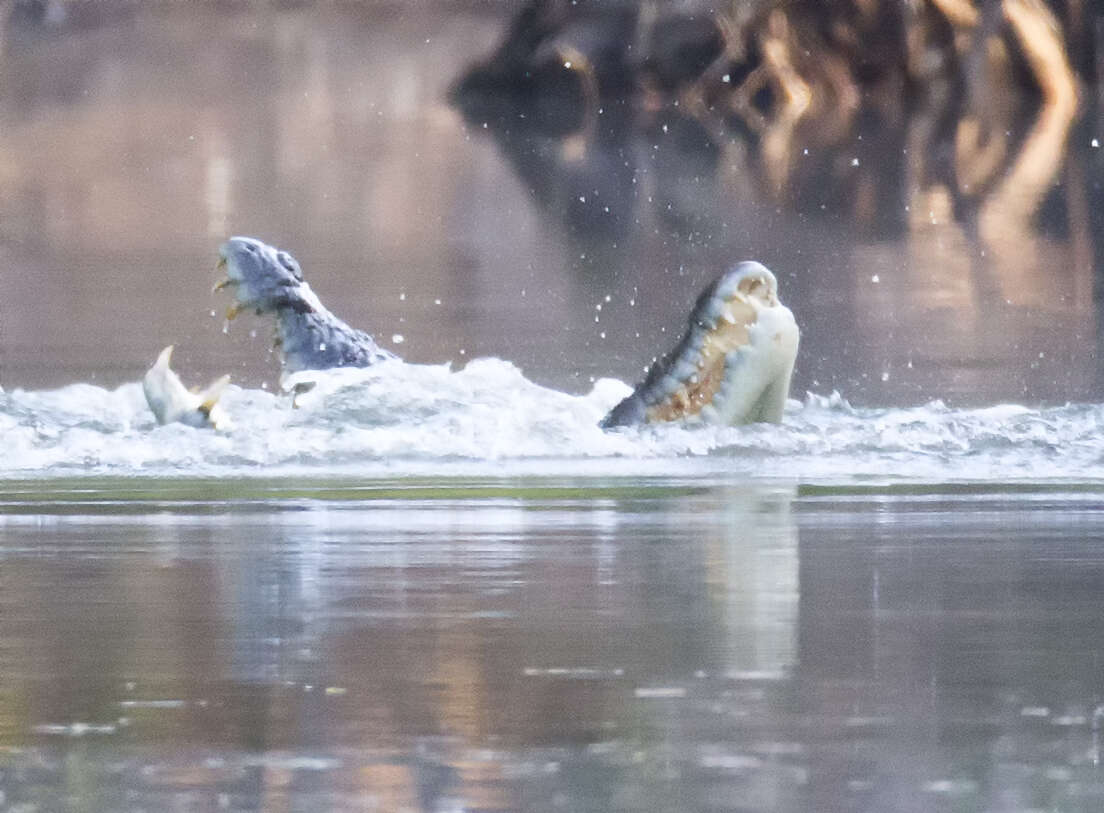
[702,261,781,313]
[214,236,324,320]
[600,260,797,428]
[213,235,396,374]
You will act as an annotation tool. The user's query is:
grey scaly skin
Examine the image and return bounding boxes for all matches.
[601,261,799,428]
[214,237,396,374]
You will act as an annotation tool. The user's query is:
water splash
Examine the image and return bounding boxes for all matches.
[2,358,1103,481]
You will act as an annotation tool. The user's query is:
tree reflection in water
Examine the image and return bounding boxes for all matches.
[0,0,1101,403]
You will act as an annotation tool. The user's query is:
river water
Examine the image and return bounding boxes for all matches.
[2,3,1104,811]
[5,479,1104,812]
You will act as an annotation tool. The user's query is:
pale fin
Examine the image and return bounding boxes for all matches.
[196,374,230,414]
[154,345,174,369]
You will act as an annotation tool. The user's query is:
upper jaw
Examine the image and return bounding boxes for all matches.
[213,240,240,290]
[216,237,253,276]
[211,237,311,319]
[213,254,234,292]
[213,240,252,319]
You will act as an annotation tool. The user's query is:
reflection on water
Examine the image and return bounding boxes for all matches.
[454,0,1096,255]
[2,480,1104,810]
[0,2,1101,405]
[3,6,1104,810]
[0,480,800,810]
[452,0,1104,405]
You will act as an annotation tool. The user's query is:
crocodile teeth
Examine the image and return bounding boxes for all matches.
[703,298,726,325]
[672,357,698,381]
[226,303,244,321]
[212,278,232,292]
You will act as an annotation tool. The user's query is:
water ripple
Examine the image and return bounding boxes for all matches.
[3,359,1103,481]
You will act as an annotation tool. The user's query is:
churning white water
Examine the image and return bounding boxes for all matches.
[2,357,1102,481]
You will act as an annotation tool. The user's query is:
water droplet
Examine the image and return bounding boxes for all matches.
[391,334,405,344]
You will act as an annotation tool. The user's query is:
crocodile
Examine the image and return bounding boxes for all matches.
[214,236,396,375]
[601,262,799,428]
[211,237,798,427]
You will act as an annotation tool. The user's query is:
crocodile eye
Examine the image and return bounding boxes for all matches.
[277,251,303,281]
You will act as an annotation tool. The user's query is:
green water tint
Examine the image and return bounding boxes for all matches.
[2,476,1103,516]
[0,476,715,511]
[2,476,1103,503]
[797,481,1104,497]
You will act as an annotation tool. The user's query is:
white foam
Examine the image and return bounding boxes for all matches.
[3,359,1104,482]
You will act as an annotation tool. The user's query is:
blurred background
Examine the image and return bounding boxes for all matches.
[0,0,1101,405]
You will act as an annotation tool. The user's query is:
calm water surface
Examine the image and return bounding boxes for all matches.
[3,479,1104,811]
[4,4,1104,811]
